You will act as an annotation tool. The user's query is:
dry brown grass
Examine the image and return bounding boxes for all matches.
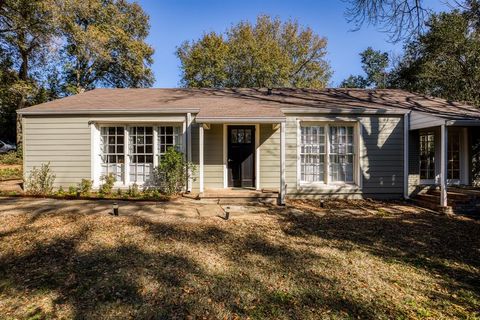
[0,198,479,319]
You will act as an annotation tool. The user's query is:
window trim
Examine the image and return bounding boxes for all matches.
[297,120,361,188]
[95,123,185,188]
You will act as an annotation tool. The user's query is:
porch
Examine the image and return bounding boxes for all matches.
[408,111,480,213]
[192,104,287,204]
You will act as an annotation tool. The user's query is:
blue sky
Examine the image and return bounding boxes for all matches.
[138,0,447,88]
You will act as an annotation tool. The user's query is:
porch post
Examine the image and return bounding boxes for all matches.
[279,121,286,205]
[186,113,192,192]
[440,124,448,207]
[199,123,204,193]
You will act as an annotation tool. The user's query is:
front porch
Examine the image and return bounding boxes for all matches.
[408,111,480,213]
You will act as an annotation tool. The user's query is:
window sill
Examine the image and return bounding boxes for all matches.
[298,182,360,191]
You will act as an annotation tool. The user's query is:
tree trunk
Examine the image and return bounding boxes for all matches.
[16,47,29,147]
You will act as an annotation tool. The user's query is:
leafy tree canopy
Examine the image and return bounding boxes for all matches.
[340,47,390,89]
[390,8,480,106]
[177,15,331,88]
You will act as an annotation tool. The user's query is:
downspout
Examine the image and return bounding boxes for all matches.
[404,112,410,199]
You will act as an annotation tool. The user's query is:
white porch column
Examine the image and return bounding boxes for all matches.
[440,124,448,207]
[186,113,192,192]
[403,112,410,199]
[279,121,286,205]
[199,123,204,193]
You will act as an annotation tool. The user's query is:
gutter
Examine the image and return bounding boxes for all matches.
[17,108,200,115]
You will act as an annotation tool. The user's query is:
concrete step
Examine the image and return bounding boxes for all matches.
[426,189,472,202]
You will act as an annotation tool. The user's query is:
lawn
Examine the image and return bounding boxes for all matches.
[0,198,478,319]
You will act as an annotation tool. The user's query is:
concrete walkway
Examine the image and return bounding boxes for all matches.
[0,197,275,221]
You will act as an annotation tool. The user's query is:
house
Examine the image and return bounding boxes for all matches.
[18,88,480,210]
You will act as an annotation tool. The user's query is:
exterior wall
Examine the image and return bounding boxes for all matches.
[23,115,91,188]
[470,127,480,186]
[24,113,406,199]
[280,114,405,199]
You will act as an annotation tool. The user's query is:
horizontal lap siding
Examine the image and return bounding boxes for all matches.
[190,123,223,190]
[285,114,404,199]
[24,116,91,188]
[360,116,404,198]
[259,124,280,189]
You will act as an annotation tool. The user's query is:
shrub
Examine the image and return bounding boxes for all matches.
[99,173,116,196]
[0,151,22,165]
[116,188,123,196]
[152,147,196,196]
[25,163,56,195]
[0,168,22,181]
[68,186,78,196]
[56,186,65,196]
[127,183,141,198]
[78,179,93,196]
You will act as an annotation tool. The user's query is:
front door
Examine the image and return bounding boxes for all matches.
[228,126,255,188]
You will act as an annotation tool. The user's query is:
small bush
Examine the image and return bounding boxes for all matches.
[0,168,22,181]
[99,173,116,196]
[78,179,93,196]
[127,183,141,197]
[0,151,22,165]
[68,186,78,196]
[56,186,65,196]
[152,148,196,196]
[116,188,123,196]
[25,163,56,196]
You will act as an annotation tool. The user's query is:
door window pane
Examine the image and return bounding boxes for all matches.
[158,126,183,160]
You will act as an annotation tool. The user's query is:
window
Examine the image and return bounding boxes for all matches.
[448,131,460,180]
[129,126,154,183]
[100,127,125,182]
[158,126,183,159]
[300,126,325,182]
[419,131,435,180]
[329,126,354,182]
[231,128,252,144]
[300,124,355,184]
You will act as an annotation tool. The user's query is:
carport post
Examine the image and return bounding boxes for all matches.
[440,124,448,207]
[279,121,286,205]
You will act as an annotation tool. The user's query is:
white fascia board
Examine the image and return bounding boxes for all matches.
[17,108,200,115]
[282,108,409,115]
[195,117,286,124]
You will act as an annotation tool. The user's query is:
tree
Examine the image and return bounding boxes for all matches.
[390,10,480,106]
[340,75,367,88]
[344,0,480,42]
[177,15,331,88]
[0,0,59,144]
[340,47,390,88]
[60,0,154,94]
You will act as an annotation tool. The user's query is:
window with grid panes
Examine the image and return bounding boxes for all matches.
[100,126,125,182]
[448,131,460,180]
[329,126,354,183]
[158,126,183,160]
[129,126,154,183]
[419,132,435,180]
[300,126,325,182]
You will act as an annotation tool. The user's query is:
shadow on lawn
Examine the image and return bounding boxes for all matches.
[1,202,479,319]
[276,205,480,306]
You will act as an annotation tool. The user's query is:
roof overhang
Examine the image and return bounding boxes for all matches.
[281,108,408,115]
[195,116,286,124]
[17,108,200,115]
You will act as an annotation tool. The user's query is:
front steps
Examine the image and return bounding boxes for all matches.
[412,187,480,215]
[184,188,279,205]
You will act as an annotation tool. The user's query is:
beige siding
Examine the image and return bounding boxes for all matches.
[24,116,91,188]
[190,123,224,190]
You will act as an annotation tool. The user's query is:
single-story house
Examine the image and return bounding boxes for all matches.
[18,88,480,209]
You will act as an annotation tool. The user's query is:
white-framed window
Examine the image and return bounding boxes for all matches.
[329,126,354,183]
[158,126,183,159]
[419,131,435,180]
[96,124,185,186]
[129,126,154,184]
[100,126,125,182]
[300,126,325,182]
[299,123,357,185]
[448,131,460,180]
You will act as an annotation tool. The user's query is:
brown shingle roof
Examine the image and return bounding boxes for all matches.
[18,88,480,120]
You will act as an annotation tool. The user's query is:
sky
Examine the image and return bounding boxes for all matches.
[138,0,447,88]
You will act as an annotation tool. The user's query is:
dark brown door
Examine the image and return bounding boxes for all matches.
[228,126,255,188]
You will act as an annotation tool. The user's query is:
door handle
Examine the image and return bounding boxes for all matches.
[228,159,233,162]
